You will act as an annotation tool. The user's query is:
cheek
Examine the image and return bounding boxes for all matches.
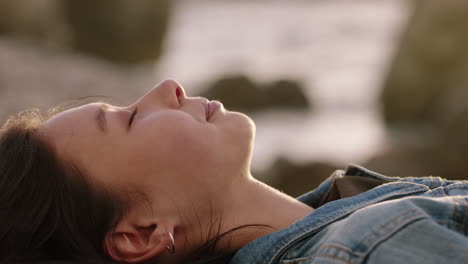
[131,118,216,174]
[161,127,215,169]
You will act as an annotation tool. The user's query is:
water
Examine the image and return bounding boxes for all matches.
[155,0,410,170]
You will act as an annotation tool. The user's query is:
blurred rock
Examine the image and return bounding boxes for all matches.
[255,157,340,197]
[62,0,171,64]
[201,75,265,112]
[0,0,72,48]
[0,38,155,123]
[201,74,311,113]
[377,0,468,179]
[382,0,468,129]
[364,145,438,177]
[265,80,309,110]
[0,0,171,64]
[365,145,468,180]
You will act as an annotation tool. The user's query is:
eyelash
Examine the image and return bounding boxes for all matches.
[128,108,138,127]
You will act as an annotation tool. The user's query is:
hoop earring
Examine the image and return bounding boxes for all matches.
[166,232,176,254]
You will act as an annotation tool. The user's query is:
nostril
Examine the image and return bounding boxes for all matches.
[175,87,183,105]
[176,87,182,97]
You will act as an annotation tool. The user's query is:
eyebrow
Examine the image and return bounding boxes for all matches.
[95,104,108,133]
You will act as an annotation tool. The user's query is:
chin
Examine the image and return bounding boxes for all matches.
[232,111,256,137]
[227,111,256,169]
[220,110,255,145]
[217,111,255,172]
[235,112,256,158]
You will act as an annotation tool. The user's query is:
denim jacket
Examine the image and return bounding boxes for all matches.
[230,164,468,264]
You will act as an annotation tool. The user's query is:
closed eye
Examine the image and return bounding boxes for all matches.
[128,108,138,127]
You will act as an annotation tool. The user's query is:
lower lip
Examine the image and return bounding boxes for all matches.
[207,100,222,121]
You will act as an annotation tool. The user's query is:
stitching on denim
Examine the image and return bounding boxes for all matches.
[282,252,357,264]
[444,185,468,191]
[454,196,468,235]
[435,198,468,235]
[283,243,365,259]
[452,197,460,233]
[462,197,468,235]
[266,185,423,263]
[436,187,447,197]
[263,185,426,264]
[437,220,449,225]
[359,209,427,254]
[359,208,413,246]
[429,177,435,189]
[318,244,364,257]
[460,199,466,235]
[433,176,444,188]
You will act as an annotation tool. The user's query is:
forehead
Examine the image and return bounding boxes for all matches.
[39,103,131,187]
[42,104,98,133]
[39,103,101,152]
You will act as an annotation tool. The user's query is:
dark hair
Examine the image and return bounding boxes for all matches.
[0,109,126,262]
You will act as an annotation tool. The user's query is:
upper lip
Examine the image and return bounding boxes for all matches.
[201,98,210,120]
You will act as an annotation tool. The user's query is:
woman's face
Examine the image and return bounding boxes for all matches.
[40,79,255,212]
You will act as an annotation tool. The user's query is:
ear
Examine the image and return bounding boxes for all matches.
[104,220,175,263]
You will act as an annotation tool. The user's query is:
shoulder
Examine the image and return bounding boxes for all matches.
[281,195,468,264]
[232,165,468,264]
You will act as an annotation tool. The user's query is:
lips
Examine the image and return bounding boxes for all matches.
[206,100,222,121]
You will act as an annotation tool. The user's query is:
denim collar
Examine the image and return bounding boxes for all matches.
[230,164,430,264]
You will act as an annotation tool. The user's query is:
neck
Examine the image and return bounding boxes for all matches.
[213,173,314,252]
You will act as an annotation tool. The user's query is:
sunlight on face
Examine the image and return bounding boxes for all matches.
[40,80,255,204]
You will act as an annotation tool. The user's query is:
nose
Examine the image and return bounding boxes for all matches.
[134,79,185,108]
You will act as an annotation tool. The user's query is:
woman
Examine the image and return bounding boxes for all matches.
[1,79,468,264]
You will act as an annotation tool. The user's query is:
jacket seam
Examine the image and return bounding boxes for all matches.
[359,209,426,252]
[444,186,468,191]
[451,196,468,234]
[318,244,364,257]
[281,216,427,264]
[436,187,447,197]
[282,253,356,264]
[452,197,460,232]
[264,185,427,264]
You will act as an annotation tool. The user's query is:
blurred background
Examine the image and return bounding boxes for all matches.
[1,0,468,196]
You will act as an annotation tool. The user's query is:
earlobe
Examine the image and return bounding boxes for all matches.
[104,223,174,263]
